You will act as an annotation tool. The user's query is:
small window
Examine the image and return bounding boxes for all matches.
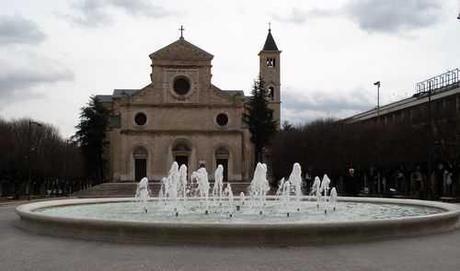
[268,86,275,100]
[135,113,147,126]
[266,58,275,68]
[216,113,229,127]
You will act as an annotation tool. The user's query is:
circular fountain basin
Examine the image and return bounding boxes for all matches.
[16,197,460,245]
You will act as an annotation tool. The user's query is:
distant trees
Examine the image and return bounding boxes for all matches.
[243,77,278,162]
[270,119,433,186]
[0,118,84,198]
[73,96,109,183]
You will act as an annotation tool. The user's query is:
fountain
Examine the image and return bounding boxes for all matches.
[212,165,224,200]
[134,177,151,213]
[288,163,302,201]
[15,162,460,245]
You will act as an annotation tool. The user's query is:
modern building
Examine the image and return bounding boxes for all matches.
[343,68,460,160]
[96,28,281,182]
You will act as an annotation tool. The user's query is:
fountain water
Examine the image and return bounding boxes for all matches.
[212,165,224,200]
[320,174,331,213]
[134,177,151,213]
[311,176,321,207]
[179,164,188,199]
[330,187,338,211]
[248,163,270,201]
[288,163,302,200]
[17,161,459,245]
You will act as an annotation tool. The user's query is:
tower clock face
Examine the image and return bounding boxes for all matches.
[173,76,191,96]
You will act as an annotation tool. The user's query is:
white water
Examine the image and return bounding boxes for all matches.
[43,162,441,224]
[38,200,442,224]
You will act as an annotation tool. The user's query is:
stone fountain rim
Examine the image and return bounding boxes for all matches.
[15,197,460,245]
[16,197,459,226]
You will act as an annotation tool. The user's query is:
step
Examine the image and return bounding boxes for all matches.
[74,182,252,198]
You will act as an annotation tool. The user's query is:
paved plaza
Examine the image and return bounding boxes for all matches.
[1,201,460,271]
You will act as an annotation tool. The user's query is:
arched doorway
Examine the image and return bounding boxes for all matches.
[172,140,191,168]
[215,147,229,182]
[133,146,148,182]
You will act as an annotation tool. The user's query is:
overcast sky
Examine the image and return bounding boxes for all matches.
[1,0,459,137]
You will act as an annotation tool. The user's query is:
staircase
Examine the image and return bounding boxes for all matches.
[74,182,251,198]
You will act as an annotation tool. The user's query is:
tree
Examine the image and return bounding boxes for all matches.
[0,118,84,198]
[243,77,277,162]
[73,96,109,183]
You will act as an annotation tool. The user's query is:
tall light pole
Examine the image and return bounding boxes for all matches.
[373,81,381,194]
[374,81,381,119]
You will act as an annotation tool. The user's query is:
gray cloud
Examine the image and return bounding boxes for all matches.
[345,0,443,33]
[282,87,374,124]
[67,0,173,27]
[273,8,335,24]
[275,0,444,34]
[0,56,74,105]
[0,15,46,45]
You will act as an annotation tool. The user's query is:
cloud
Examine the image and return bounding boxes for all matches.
[345,0,443,33]
[0,15,46,45]
[281,87,374,124]
[273,8,335,24]
[274,0,444,34]
[67,0,173,27]
[0,55,74,106]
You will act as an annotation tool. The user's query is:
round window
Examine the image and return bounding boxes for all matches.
[216,113,229,127]
[134,113,147,126]
[173,77,191,96]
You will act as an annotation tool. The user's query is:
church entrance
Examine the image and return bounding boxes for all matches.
[215,147,229,182]
[133,146,148,182]
[172,139,191,170]
[135,159,147,182]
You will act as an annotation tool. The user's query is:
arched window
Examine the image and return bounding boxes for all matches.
[172,139,192,168]
[133,146,148,159]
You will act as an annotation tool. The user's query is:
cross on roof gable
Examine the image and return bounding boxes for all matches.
[149,38,214,61]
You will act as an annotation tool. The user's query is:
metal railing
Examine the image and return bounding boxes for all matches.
[415,68,459,94]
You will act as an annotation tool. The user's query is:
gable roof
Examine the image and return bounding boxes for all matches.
[149,38,213,61]
[262,29,279,51]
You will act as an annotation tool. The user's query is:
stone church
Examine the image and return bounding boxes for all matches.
[96,28,281,182]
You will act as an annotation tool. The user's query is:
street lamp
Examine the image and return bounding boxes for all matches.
[374,81,381,119]
[373,81,382,194]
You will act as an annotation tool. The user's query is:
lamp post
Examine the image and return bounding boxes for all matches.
[374,81,381,119]
[373,81,381,194]
[27,120,42,200]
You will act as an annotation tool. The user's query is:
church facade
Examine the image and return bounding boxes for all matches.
[96,29,281,182]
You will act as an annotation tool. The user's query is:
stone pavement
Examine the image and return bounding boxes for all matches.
[1,202,460,271]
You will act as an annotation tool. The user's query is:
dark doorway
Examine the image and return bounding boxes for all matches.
[133,146,148,182]
[135,158,147,182]
[175,155,189,168]
[216,159,228,182]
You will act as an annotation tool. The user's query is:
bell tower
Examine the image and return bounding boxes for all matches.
[259,26,281,129]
